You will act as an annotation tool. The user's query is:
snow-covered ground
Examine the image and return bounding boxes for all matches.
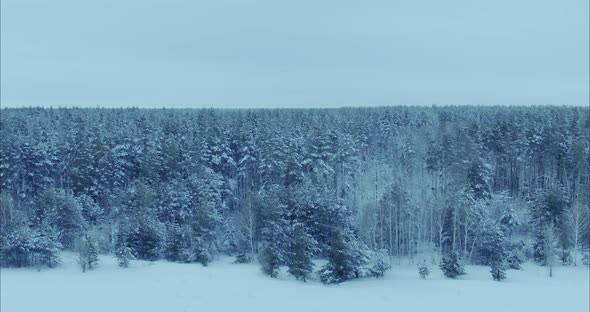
[1,253,588,312]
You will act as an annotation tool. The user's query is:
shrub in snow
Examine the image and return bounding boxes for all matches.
[418,262,430,279]
[439,251,465,279]
[233,253,252,264]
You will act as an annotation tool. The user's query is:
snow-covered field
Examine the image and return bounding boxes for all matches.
[1,253,588,312]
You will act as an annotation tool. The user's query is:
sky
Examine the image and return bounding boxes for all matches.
[1,0,588,108]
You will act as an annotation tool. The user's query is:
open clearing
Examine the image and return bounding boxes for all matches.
[1,253,588,312]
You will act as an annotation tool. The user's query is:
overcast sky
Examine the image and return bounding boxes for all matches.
[1,0,588,108]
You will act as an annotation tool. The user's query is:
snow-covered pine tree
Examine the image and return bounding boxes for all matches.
[118,181,165,261]
[505,241,525,270]
[259,221,286,278]
[1,223,61,268]
[260,242,282,278]
[86,235,99,269]
[31,227,62,269]
[543,224,559,277]
[286,223,317,282]
[115,230,134,268]
[257,186,288,278]
[490,260,506,281]
[193,237,211,266]
[368,249,391,278]
[531,187,568,265]
[476,216,511,281]
[33,188,84,250]
[318,229,370,284]
[165,223,192,263]
[188,172,223,266]
[77,194,103,227]
[78,234,99,272]
[418,262,430,279]
[440,250,465,279]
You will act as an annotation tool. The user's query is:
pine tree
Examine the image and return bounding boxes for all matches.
[257,186,288,278]
[260,243,282,278]
[286,224,317,282]
[504,241,525,270]
[368,249,391,278]
[1,224,61,268]
[318,229,370,284]
[418,262,430,279]
[78,235,99,272]
[116,243,133,268]
[165,224,192,262]
[531,188,569,265]
[193,237,211,266]
[34,188,84,250]
[440,251,465,279]
[477,220,508,264]
[490,260,506,281]
[115,229,134,268]
[86,235,99,270]
[33,228,62,269]
[543,224,559,277]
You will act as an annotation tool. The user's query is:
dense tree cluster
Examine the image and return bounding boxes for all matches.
[1,106,588,281]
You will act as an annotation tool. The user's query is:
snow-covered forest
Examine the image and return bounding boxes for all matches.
[1,106,589,283]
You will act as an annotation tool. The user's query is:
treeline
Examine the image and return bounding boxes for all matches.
[0,106,588,282]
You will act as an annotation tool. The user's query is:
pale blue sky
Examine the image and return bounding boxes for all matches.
[1,0,588,108]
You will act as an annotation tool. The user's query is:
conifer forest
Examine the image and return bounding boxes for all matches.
[1,106,589,284]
